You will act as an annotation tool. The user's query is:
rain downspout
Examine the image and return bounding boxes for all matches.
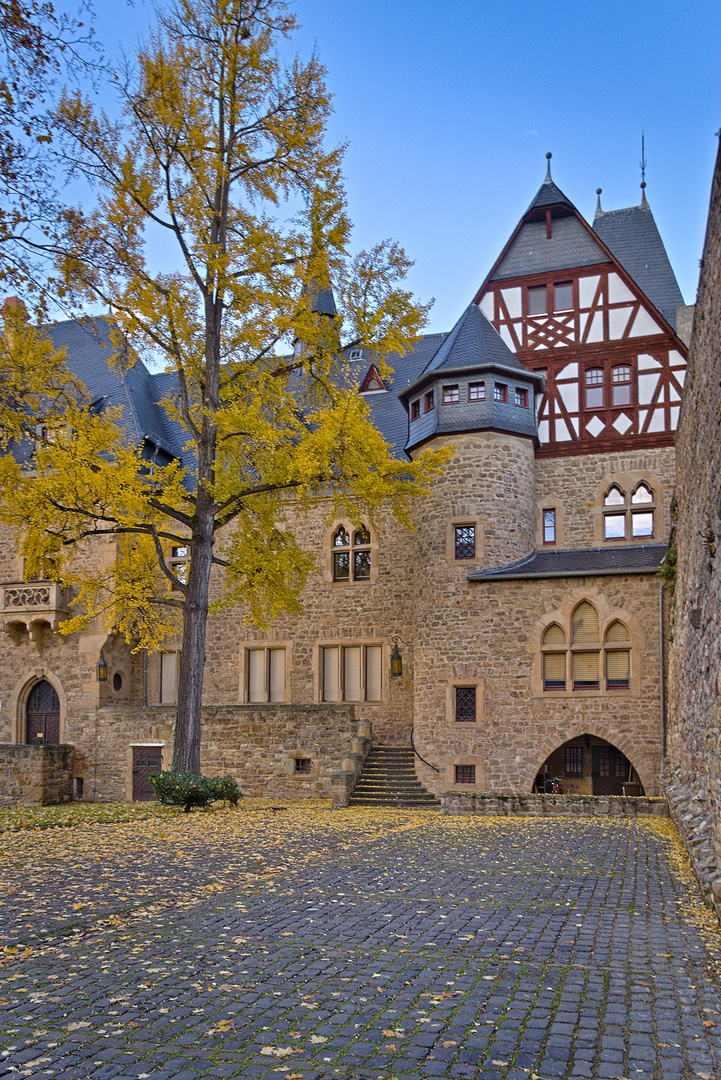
[659,580,666,791]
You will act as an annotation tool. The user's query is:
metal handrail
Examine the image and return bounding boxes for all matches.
[410,726,440,773]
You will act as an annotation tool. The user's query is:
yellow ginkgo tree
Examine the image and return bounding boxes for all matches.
[0,0,444,773]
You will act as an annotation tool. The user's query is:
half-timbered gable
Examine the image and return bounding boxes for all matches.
[474,165,688,457]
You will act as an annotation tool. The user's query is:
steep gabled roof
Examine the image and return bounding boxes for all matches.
[489,215,608,281]
[525,177,576,214]
[593,203,684,328]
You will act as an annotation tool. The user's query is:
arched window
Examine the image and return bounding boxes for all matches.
[603,483,656,540]
[585,368,604,409]
[571,602,600,691]
[541,605,632,695]
[611,365,632,407]
[542,623,566,690]
[332,525,372,583]
[605,621,630,690]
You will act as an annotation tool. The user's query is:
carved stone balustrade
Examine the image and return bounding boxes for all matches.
[0,582,69,645]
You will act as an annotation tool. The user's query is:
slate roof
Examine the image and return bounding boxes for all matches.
[361,333,448,455]
[525,178,576,214]
[490,215,608,281]
[419,302,527,378]
[468,543,668,581]
[593,203,684,328]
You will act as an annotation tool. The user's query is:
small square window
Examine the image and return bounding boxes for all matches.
[455,764,476,785]
[554,283,573,311]
[410,400,420,421]
[565,746,583,775]
[454,525,475,560]
[424,390,434,412]
[468,382,485,401]
[295,758,312,774]
[494,383,508,403]
[515,388,528,408]
[528,286,547,315]
[455,686,476,722]
[442,385,459,404]
[543,508,556,545]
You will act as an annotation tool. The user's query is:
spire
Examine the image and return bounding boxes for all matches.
[544,151,553,182]
[639,133,648,207]
[595,187,603,218]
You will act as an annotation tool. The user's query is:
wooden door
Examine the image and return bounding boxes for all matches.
[592,745,631,796]
[25,680,60,745]
[132,745,163,801]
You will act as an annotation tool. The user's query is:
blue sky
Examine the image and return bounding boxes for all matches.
[94,0,720,334]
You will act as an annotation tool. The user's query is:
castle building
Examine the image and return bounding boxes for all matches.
[0,162,691,805]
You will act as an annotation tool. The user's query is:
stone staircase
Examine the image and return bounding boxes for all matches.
[349,745,441,808]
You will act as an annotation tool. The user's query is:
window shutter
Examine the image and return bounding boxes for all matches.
[160,652,178,704]
[269,649,286,702]
[543,652,566,687]
[543,623,566,645]
[572,602,599,643]
[322,647,340,702]
[365,646,382,701]
[343,646,362,702]
[572,651,599,687]
[606,650,630,685]
[605,621,629,643]
[247,649,266,702]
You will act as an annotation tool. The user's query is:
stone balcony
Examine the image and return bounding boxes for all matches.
[0,581,69,646]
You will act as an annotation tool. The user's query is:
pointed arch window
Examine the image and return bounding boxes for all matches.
[571,602,600,690]
[542,623,566,690]
[332,525,372,583]
[603,483,656,540]
[605,621,630,689]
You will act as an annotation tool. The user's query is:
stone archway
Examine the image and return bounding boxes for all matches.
[24,679,61,746]
[528,731,649,796]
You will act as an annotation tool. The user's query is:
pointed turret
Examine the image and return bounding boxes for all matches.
[400,303,544,454]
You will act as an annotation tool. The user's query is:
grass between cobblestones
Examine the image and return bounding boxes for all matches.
[1,803,721,1079]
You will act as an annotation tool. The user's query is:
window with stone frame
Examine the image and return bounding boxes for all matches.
[454,524,476,560]
[543,508,556,545]
[246,647,286,702]
[605,621,631,690]
[455,764,476,784]
[160,651,178,704]
[542,623,567,690]
[602,483,655,541]
[454,686,476,722]
[169,544,189,586]
[321,644,382,703]
[332,525,372,582]
[294,757,312,774]
[541,603,632,696]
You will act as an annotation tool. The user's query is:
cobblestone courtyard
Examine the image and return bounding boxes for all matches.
[1,805,721,1080]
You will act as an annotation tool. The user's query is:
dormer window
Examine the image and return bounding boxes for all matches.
[442,385,459,404]
[494,383,508,403]
[349,348,363,360]
[515,388,529,408]
[410,399,420,421]
[468,383,485,401]
[424,390,434,413]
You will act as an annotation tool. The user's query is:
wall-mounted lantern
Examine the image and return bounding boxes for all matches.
[96,649,108,682]
[390,635,410,677]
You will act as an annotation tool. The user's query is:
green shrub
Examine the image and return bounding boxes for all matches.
[149,771,242,812]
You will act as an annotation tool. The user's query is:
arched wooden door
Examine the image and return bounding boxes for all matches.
[25,680,61,745]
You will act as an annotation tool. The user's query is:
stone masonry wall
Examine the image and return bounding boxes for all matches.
[0,744,75,806]
[75,703,362,802]
[667,138,721,916]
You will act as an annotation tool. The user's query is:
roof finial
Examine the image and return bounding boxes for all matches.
[545,151,552,182]
[595,187,603,216]
[639,132,648,205]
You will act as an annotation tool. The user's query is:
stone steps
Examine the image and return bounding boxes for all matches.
[349,746,440,808]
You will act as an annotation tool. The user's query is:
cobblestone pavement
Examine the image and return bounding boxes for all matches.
[1,808,721,1080]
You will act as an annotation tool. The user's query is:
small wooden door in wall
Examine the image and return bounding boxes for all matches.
[591,745,631,796]
[25,680,60,745]
[132,745,162,801]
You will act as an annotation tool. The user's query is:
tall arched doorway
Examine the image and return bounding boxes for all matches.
[533,735,644,797]
[25,680,61,745]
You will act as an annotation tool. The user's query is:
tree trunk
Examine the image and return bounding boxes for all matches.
[172,490,215,774]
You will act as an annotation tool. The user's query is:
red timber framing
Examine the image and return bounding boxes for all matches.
[475,266,687,459]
